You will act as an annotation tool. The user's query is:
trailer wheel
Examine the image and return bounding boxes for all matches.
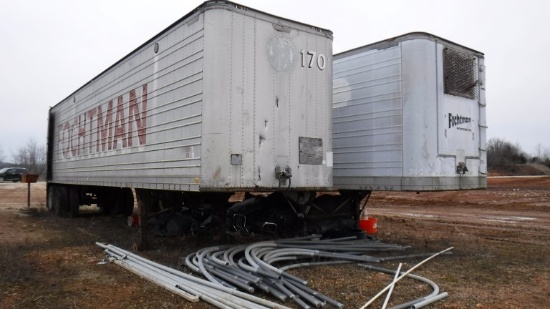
[48,185,69,216]
[47,185,58,214]
[57,186,71,217]
[67,187,80,218]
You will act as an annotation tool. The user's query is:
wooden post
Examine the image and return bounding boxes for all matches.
[21,174,39,208]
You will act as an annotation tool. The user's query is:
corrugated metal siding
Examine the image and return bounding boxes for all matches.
[332,46,403,178]
[51,3,333,192]
[51,12,205,190]
[332,33,486,191]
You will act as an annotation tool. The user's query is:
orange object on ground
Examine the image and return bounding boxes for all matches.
[359,217,377,234]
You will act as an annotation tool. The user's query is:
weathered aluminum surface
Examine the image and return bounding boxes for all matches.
[48,1,333,192]
[333,32,486,191]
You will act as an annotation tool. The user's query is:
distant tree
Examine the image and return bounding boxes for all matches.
[0,145,5,163]
[543,148,550,168]
[530,143,550,167]
[535,143,543,159]
[487,137,526,167]
[11,139,46,176]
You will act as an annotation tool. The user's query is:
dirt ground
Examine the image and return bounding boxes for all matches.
[1,177,549,309]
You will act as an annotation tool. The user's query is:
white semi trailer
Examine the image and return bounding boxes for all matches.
[333,32,487,191]
[46,1,350,236]
[46,3,486,238]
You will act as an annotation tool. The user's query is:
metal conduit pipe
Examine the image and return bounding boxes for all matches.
[279,260,351,271]
[314,251,380,263]
[107,253,239,309]
[111,249,276,309]
[276,244,406,252]
[227,245,247,266]
[108,257,200,303]
[268,279,311,309]
[114,260,252,308]
[221,265,263,284]
[277,242,409,252]
[279,271,309,287]
[274,239,390,246]
[281,279,324,308]
[184,252,200,273]
[412,292,449,308]
[244,241,276,270]
[170,238,449,309]
[253,280,272,294]
[197,247,228,287]
[262,248,315,261]
[238,257,260,273]
[185,279,276,309]
[236,257,282,280]
[254,246,276,260]
[276,234,322,242]
[207,263,255,286]
[257,267,283,280]
[253,256,309,286]
[206,264,255,293]
[265,256,298,264]
[281,277,344,309]
[99,243,292,309]
[211,250,230,267]
[260,279,289,302]
[270,279,294,298]
[379,252,453,262]
[181,280,266,309]
[322,235,359,242]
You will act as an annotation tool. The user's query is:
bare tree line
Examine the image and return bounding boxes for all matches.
[0,139,47,176]
[487,137,550,168]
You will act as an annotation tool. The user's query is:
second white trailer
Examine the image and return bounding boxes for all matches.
[333,32,487,191]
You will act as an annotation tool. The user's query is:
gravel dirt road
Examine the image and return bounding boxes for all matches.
[1,177,549,308]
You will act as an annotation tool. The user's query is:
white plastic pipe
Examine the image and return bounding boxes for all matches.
[359,247,454,309]
[381,263,402,309]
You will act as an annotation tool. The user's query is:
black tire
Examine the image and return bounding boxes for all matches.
[57,186,70,217]
[47,185,69,216]
[67,187,80,218]
[47,185,57,214]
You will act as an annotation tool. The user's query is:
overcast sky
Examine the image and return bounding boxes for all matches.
[1,0,549,160]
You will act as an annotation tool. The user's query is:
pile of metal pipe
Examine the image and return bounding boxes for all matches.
[97,236,451,308]
[96,242,293,309]
[183,236,412,309]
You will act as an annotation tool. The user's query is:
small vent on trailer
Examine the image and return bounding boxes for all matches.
[443,48,479,100]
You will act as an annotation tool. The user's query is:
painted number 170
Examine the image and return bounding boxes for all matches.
[301,50,326,70]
